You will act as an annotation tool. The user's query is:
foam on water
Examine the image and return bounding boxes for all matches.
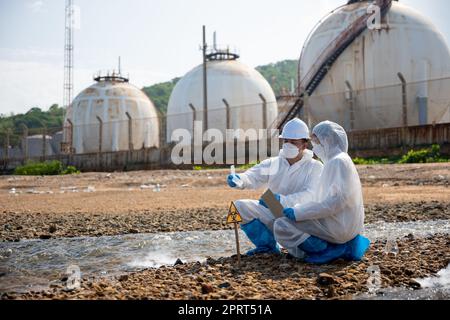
[417,264,450,289]
[128,252,181,269]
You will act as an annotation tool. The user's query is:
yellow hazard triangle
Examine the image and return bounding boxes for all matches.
[227,202,243,224]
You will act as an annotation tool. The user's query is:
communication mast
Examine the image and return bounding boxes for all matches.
[63,0,74,120]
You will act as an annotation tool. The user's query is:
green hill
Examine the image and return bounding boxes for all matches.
[256,59,298,97]
[142,77,180,115]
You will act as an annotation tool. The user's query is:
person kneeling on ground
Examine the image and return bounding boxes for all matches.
[227,118,323,256]
[277,121,370,264]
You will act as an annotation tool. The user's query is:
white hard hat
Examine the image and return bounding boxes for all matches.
[279,118,310,140]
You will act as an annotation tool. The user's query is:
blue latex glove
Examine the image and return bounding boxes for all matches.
[283,208,296,221]
[259,193,281,208]
[227,174,241,188]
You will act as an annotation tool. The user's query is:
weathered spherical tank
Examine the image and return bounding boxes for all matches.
[166,54,278,144]
[299,1,450,130]
[64,75,159,154]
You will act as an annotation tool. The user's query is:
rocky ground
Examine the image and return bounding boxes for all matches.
[0,201,448,242]
[0,163,449,241]
[4,234,449,300]
[0,163,449,299]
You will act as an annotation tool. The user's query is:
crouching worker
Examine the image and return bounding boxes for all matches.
[277,121,370,264]
[227,119,323,256]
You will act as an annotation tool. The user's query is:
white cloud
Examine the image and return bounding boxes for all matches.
[0,47,60,63]
[27,0,46,13]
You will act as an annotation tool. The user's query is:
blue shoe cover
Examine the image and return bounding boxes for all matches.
[299,236,328,254]
[305,235,371,264]
[345,235,371,261]
[241,219,280,256]
[246,245,280,256]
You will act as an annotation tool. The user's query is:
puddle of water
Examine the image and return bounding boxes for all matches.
[356,287,450,300]
[0,219,449,294]
[356,264,450,300]
[363,219,450,240]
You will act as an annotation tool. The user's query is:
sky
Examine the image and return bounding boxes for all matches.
[0,0,450,115]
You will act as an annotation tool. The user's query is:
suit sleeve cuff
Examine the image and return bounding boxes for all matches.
[293,206,303,221]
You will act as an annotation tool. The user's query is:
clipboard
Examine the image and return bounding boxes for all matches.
[261,189,284,218]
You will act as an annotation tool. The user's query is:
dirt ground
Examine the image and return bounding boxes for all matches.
[0,163,448,241]
[0,163,449,300]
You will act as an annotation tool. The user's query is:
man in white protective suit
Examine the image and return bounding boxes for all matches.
[226,118,323,256]
[278,121,371,264]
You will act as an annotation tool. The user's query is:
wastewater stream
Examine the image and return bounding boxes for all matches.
[0,219,449,299]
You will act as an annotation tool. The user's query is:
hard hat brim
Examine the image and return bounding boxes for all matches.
[279,134,310,140]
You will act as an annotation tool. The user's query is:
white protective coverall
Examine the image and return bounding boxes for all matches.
[234,149,323,231]
[274,121,365,257]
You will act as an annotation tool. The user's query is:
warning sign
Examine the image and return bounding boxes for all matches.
[226,202,243,224]
[226,201,242,265]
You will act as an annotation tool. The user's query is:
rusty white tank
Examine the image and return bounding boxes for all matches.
[64,74,160,154]
[299,1,450,130]
[166,54,278,144]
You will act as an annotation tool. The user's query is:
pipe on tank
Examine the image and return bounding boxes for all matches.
[125,112,133,151]
[222,99,231,129]
[259,93,267,129]
[397,73,408,127]
[96,116,103,153]
[345,81,355,131]
[417,61,429,125]
[189,103,197,137]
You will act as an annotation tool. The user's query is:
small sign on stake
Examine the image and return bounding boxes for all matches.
[227,202,242,265]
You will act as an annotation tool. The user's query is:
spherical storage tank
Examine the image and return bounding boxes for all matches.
[299,0,450,130]
[166,51,278,143]
[64,74,160,154]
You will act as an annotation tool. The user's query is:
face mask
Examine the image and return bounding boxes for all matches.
[312,142,326,161]
[281,143,300,159]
